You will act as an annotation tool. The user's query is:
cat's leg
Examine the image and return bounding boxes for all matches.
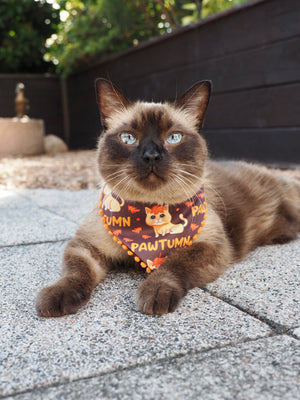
[269,184,300,244]
[36,236,109,317]
[136,211,233,315]
[257,178,300,246]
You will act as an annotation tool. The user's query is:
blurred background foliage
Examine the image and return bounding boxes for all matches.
[0,0,248,77]
[0,0,60,73]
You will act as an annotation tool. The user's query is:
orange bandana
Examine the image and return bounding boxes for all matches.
[99,185,207,273]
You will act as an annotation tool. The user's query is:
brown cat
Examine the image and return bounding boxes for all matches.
[36,79,300,317]
[145,205,188,237]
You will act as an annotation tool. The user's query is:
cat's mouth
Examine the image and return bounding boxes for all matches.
[144,169,167,187]
[134,170,165,191]
[147,172,159,181]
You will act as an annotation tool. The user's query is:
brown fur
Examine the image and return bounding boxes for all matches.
[36,79,300,317]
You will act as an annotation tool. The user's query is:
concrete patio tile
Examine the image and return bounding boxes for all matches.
[0,189,32,208]
[0,241,272,397]
[10,335,300,400]
[0,190,77,246]
[291,327,300,339]
[207,238,300,329]
[19,189,98,223]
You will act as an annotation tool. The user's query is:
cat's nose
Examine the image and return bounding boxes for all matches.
[142,143,162,163]
[143,150,161,163]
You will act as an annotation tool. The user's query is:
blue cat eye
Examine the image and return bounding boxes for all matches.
[166,132,183,144]
[120,132,137,145]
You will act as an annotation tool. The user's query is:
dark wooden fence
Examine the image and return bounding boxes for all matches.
[66,0,300,163]
[0,74,65,141]
[1,0,299,163]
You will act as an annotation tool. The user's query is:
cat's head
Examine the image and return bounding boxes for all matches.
[96,79,211,203]
[145,205,171,226]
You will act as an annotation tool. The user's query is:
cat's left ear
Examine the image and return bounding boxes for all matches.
[176,81,212,128]
[96,79,130,127]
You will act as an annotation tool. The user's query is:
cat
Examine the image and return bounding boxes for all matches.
[36,78,300,317]
[145,205,188,237]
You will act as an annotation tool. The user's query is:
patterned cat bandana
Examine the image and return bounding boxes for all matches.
[98,184,207,273]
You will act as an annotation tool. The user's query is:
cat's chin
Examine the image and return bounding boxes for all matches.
[146,172,162,183]
[137,172,166,190]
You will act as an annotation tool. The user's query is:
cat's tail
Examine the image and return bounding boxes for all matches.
[179,213,188,227]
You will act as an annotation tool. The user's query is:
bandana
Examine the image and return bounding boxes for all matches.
[98,184,207,273]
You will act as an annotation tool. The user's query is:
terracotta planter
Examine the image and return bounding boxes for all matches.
[0,117,45,156]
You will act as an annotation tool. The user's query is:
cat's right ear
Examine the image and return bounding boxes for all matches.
[96,79,130,128]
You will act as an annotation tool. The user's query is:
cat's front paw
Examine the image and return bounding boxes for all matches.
[136,272,185,315]
[36,278,91,317]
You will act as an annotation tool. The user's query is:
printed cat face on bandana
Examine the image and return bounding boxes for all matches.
[99,184,207,273]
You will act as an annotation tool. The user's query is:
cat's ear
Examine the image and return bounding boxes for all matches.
[96,79,130,127]
[163,205,169,212]
[145,207,151,214]
[176,81,211,128]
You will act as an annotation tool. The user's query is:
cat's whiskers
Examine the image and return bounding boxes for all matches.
[169,170,209,224]
[176,162,198,167]
[118,176,135,199]
[102,169,125,179]
[168,175,204,224]
[175,168,202,180]
[175,162,202,171]
[96,181,103,190]
[169,172,197,204]
[98,168,125,190]
[106,171,129,193]
[204,182,228,217]
[176,166,205,188]
[103,169,130,184]
[175,167,227,216]
[167,174,187,198]
[172,168,200,191]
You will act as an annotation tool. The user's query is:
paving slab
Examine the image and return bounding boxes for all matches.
[0,190,77,246]
[19,189,98,223]
[0,190,30,209]
[292,327,300,339]
[207,238,300,329]
[9,335,300,400]
[0,241,272,398]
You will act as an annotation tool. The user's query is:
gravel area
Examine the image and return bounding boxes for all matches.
[0,150,100,190]
[0,150,299,190]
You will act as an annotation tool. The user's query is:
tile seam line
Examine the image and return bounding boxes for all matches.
[203,288,298,336]
[17,192,81,225]
[0,238,70,249]
[0,332,278,399]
